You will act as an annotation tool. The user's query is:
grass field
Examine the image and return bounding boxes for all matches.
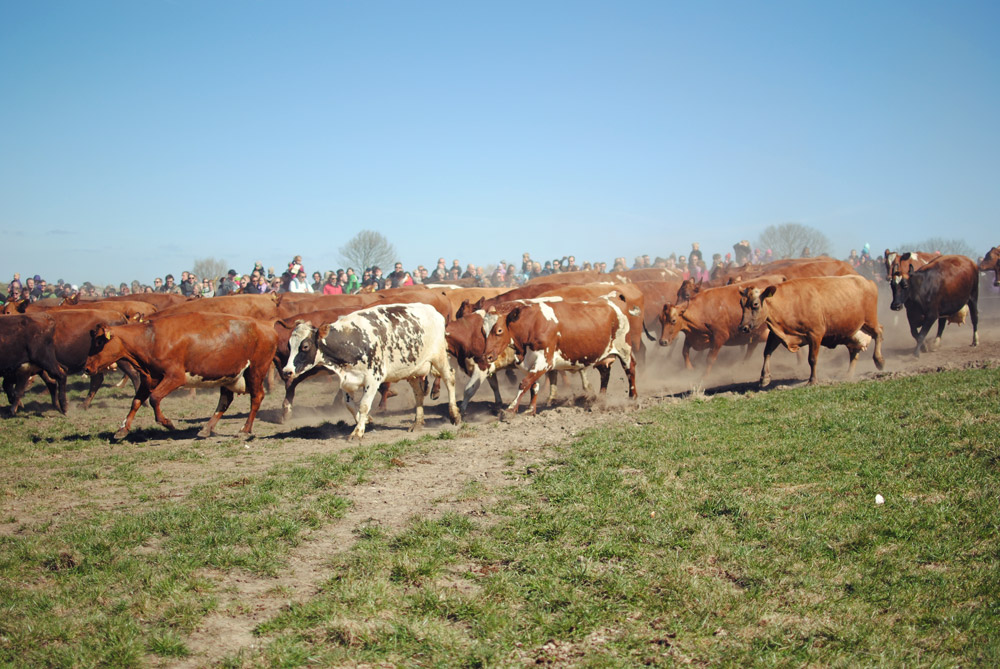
[1,365,998,666]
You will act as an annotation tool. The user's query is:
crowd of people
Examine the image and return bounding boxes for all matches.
[3,241,993,305]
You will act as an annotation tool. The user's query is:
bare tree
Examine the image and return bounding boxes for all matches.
[339,230,397,271]
[897,237,975,258]
[192,257,229,282]
[756,223,831,259]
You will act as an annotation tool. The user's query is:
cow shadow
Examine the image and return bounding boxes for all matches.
[672,377,804,399]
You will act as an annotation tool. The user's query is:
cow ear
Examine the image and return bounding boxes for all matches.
[456,300,469,319]
[760,285,778,301]
[506,306,523,323]
[900,252,912,261]
[318,324,330,339]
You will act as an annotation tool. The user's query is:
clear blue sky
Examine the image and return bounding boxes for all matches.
[2,0,998,286]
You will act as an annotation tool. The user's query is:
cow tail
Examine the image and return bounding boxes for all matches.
[642,319,657,342]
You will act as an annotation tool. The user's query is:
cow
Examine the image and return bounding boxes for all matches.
[738,275,885,387]
[482,297,637,415]
[884,249,937,281]
[979,246,1000,286]
[889,254,979,356]
[85,313,278,441]
[658,276,785,377]
[0,313,68,415]
[283,303,461,440]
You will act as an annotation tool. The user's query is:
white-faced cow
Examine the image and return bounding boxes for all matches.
[889,254,979,356]
[482,297,637,415]
[738,275,885,387]
[283,303,460,439]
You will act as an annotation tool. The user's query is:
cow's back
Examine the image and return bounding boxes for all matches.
[768,275,877,338]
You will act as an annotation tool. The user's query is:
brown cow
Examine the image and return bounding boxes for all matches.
[889,255,979,356]
[658,276,785,377]
[979,246,1000,286]
[0,313,68,415]
[524,270,607,286]
[738,275,885,387]
[85,313,278,441]
[482,297,637,414]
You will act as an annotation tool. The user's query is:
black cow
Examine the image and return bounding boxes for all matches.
[889,255,979,356]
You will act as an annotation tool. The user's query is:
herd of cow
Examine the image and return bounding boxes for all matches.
[1,246,994,442]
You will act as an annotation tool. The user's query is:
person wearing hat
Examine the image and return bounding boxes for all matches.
[216,269,238,296]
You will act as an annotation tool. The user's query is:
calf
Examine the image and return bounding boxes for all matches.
[889,254,979,356]
[85,313,278,441]
[482,298,637,415]
[738,275,885,387]
[0,313,67,415]
[283,303,460,439]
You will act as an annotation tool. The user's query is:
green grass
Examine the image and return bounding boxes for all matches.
[0,367,998,666]
[248,368,1000,667]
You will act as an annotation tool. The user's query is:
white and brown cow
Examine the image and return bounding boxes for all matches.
[738,275,885,387]
[283,303,461,439]
[482,297,637,415]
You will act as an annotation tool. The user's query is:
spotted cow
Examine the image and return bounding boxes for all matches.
[283,303,461,439]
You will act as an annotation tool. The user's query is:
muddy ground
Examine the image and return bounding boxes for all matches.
[3,289,999,667]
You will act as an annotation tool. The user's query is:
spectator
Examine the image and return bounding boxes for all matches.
[323,273,342,295]
[429,258,448,282]
[288,255,303,276]
[462,263,476,279]
[800,246,811,258]
[35,278,56,301]
[370,266,386,290]
[24,275,37,301]
[733,239,752,265]
[344,268,360,294]
[200,277,215,298]
[389,262,408,288]
[119,282,131,296]
[216,269,238,296]
[289,269,313,293]
[689,243,703,268]
[180,271,197,297]
[521,252,532,275]
[162,274,182,295]
[311,271,323,293]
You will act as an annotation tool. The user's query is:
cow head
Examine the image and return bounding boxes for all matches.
[738,286,776,334]
[980,246,1000,286]
[677,278,700,303]
[85,324,126,374]
[658,304,684,347]
[283,321,321,380]
[483,306,519,364]
[0,298,29,314]
[889,269,911,311]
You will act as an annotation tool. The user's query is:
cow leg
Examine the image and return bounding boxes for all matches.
[846,345,862,378]
[932,317,948,351]
[682,339,694,370]
[348,377,381,440]
[81,372,104,410]
[969,295,979,347]
[596,363,611,394]
[865,322,885,370]
[510,369,546,415]
[911,318,936,357]
[621,354,638,399]
[578,370,593,395]
[704,343,723,378]
[280,367,322,424]
[430,376,441,401]
[147,376,187,431]
[430,354,461,426]
[759,332,783,388]
[806,336,822,385]
[114,383,152,441]
[199,387,235,438]
[406,376,426,432]
[546,370,560,405]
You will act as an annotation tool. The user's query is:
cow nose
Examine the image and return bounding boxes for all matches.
[658,339,669,347]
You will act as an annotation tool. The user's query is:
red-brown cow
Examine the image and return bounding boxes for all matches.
[0,313,67,415]
[658,276,785,377]
[482,297,637,415]
[979,246,1000,286]
[889,254,979,356]
[738,275,885,387]
[85,313,278,441]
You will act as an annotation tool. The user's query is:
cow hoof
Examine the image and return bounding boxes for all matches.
[196,429,212,439]
[759,378,771,389]
[407,421,425,432]
[112,428,129,442]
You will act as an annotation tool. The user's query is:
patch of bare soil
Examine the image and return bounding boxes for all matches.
[5,292,999,667]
